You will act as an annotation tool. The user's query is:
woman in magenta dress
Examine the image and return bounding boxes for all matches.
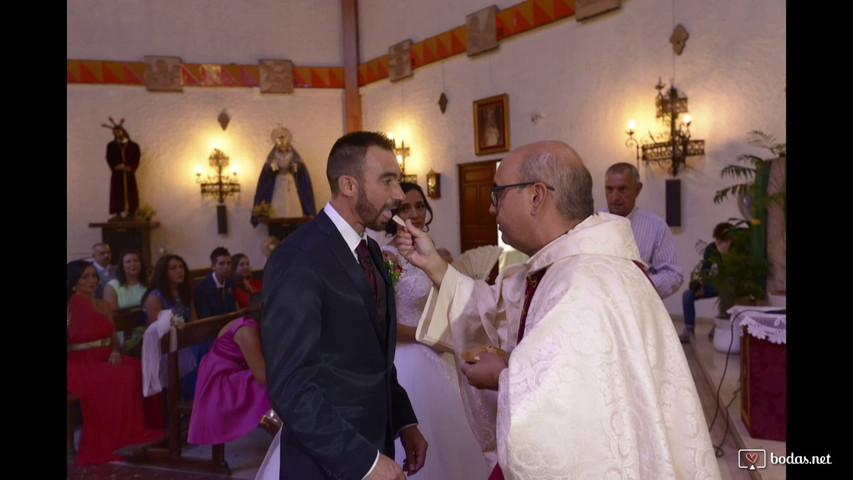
[67,260,164,466]
[187,293,277,445]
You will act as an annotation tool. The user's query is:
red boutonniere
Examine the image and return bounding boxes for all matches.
[381,253,403,289]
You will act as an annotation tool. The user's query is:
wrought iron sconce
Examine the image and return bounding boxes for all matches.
[196,147,241,234]
[426,169,441,198]
[625,79,705,177]
[388,132,417,184]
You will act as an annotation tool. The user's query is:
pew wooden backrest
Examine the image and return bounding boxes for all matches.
[151,309,248,473]
[113,306,146,356]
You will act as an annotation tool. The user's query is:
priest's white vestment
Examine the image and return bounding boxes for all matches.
[417,213,720,479]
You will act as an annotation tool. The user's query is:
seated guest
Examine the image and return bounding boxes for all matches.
[67,260,164,466]
[142,254,197,400]
[680,222,734,342]
[103,249,149,310]
[231,253,261,309]
[194,246,238,319]
[85,242,116,298]
[188,293,280,446]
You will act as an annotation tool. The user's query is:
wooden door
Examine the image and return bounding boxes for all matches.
[458,160,499,253]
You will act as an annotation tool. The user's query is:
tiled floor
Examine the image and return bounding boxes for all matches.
[67,316,786,479]
[67,426,272,479]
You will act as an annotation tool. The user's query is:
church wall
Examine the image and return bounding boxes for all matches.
[358,0,786,314]
[67,0,344,269]
[68,0,786,317]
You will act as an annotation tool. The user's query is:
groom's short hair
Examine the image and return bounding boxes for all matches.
[326,131,396,195]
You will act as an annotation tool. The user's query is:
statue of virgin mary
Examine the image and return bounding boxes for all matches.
[251,126,317,226]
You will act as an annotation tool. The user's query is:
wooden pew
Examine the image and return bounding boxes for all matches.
[189,267,212,290]
[113,306,147,357]
[122,309,247,474]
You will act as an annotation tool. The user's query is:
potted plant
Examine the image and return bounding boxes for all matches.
[693,221,768,314]
[703,130,786,308]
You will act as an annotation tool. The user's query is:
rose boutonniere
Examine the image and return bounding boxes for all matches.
[381,253,403,289]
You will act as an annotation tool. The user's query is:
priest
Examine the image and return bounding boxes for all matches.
[397,140,721,480]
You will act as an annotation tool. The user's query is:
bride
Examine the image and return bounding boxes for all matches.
[381,182,489,480]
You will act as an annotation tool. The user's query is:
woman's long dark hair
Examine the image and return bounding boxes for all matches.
[384,182,433,235]
[67,259,95,302]
[142,254,192,308]
[115,249,149,287]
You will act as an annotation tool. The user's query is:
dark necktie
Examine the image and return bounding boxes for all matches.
[356,240,387,343]
[218,286,225,303]
[356,240,379,308]
[490,267,548,480]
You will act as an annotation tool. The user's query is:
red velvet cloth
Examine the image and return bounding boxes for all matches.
[67,294,164,465]
[740,328,786,441]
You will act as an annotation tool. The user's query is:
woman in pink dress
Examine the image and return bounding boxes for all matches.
[187,293,278,445]
[67,260,164,466]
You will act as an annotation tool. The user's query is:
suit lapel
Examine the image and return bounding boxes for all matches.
[316,211,387,347]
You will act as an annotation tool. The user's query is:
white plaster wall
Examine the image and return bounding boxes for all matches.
[359,0,786,315]
[67,0,345,269]
[68,0,786,317]
[67,85,343,269]
[358,0,521,60]
[67,0,342,65]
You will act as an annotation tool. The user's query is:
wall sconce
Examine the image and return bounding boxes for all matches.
[426,170,441,198]
[625,79,705,177]
[388,132,417,184]
[196,147,241,234]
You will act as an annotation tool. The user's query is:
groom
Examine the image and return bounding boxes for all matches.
[261,131,427,479]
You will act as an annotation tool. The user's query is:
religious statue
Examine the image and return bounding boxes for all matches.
[251,126,317,226]
[102,117,141,221]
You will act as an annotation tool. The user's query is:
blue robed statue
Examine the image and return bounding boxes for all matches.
[251,126,317,227]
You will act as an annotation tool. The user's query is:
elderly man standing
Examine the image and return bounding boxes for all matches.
[398,141,719,479]
[602,162,683,299]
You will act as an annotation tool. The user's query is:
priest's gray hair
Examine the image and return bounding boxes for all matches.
[519,146,594,221]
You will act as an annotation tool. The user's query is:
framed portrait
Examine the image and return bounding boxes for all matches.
[473,94,509,155]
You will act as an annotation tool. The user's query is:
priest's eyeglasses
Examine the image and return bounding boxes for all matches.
[490,182,555,207]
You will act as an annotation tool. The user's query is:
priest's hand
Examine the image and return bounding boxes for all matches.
[399,426,428,475]
[461,352,507,390]
[397,219,448,286]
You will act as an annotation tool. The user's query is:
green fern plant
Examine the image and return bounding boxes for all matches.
[713,130,786,221]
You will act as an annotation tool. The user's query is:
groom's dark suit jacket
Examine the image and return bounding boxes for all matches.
[261,209,417,479]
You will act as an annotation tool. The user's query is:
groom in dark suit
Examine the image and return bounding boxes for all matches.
[261,131,428,480]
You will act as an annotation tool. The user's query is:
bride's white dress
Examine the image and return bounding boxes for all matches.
[384,245,490,480]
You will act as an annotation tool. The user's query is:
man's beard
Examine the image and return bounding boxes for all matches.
[355,188,395,231]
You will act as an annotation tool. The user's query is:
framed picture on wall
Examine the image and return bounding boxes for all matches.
[473,94,509,155]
